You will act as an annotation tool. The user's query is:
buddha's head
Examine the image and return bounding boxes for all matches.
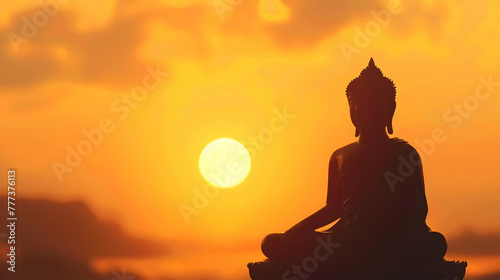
[346,58,396,137]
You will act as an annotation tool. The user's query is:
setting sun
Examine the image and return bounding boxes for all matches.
[199,138,251,188]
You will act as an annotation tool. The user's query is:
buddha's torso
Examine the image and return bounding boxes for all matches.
[329,138,429,243]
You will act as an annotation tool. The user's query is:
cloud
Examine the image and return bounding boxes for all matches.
[0,7,143,89]
[388,1,452,40]
[0,0,453,91]
[447,230,500,256]
[264,0,385,47]
[0,2,205,90]
[467,272,500,280]
[222,0,451,48]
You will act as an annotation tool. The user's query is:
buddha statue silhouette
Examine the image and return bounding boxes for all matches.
[248,58,467,280]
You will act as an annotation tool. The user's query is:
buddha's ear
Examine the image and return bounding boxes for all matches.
[387,122,393,134]
[355,127,360,137]
[386,101,396,134]
[386,111,394,134]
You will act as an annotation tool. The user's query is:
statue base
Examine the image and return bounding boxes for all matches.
[248,258,467,280]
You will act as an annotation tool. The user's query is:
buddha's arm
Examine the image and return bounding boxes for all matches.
[278,152,343,250]
[279,204,341,251]
[292,154,343,231]
[294,203,342,231]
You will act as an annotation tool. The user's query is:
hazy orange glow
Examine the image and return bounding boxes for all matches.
[1,0,500,279]
[259,0,291,22]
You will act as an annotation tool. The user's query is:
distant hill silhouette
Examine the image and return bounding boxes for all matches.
[0,197,167,279]
[448,230,500,256]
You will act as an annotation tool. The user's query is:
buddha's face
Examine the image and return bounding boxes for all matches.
[349,97,395,133]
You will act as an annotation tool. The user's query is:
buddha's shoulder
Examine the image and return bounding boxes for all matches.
[389,137,420,156]
[330,137,420,160]
[329,141,361,162]
[332,141,358,154]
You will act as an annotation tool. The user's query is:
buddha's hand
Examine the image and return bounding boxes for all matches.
[279,223,308,251]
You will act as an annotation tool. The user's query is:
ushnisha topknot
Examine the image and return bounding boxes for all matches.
[346,58,396,103]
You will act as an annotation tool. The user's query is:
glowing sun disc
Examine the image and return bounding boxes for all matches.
[199,138,251,188]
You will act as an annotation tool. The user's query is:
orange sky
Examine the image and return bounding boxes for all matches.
[1,0,500,279]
